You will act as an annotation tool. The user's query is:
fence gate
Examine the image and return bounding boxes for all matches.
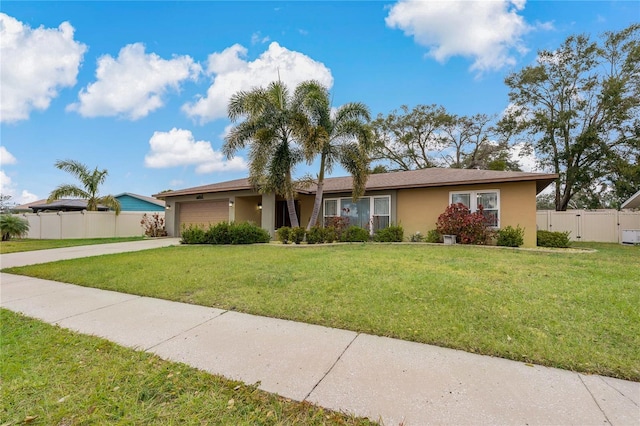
[537,210,640,243]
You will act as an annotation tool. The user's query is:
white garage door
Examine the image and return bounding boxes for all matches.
[179,200,229,230]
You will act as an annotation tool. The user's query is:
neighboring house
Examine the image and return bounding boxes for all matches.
[621,190,640,210]
[155,168,557,247]
[28,199,111,213]
[12,199,47,213]
[24,193,165,213]
[114,193,165,212]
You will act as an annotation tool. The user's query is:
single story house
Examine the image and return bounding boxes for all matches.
[27,199,111,213]
[114,193,165,212]
[155,168,557,247]
[24,193,165,213]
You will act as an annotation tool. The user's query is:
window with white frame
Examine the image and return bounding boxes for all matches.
[323,196,391,233]
[450,190,500,227]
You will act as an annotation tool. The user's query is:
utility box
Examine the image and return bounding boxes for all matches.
[621,229,640,245]
[443,235,457,245]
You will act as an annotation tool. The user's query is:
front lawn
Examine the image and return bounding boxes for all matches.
[0,236,146,254]
[4,243,639,381]
[0,309,373,425]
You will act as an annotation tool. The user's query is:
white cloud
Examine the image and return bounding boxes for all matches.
[219,123,234,140]
[385,0,534,73]
[511,142,537,172]
[144,128,248,174]
[0,170,38,204]
[183,41,334,123]
[68,43,201,120]
[251,32,270,45]
[18,189,39,204]
[0,13,86,123]
[0,147,17,165]
[0,170,12,195]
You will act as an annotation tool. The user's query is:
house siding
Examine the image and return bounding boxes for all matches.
[234,195,262,225]
[160,176,543,245]
[116,195,164,212]
[396,181,538,247]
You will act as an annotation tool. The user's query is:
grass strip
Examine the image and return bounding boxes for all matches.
[0,309,374,425]
[4,242,639,381]
[0,237,146,254]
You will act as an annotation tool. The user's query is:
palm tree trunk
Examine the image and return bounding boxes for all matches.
[286,197,299,228]
[306,181,324,231]
[306,154,326,230]
[284,168,300,228]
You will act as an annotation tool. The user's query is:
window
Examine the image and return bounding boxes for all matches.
[323,196,391,233]
[373,197,390,231]
[450,190,500,227]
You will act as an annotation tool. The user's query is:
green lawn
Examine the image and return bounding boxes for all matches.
[0,309,374,425]
[0,236,146,254]
[4,242,639,381]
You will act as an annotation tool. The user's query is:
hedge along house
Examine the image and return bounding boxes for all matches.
[155,168,557,247]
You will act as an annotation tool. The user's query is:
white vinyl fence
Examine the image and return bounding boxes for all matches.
[536,210,640,243]
[15,211,163,239]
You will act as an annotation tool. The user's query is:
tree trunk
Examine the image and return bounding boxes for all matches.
[306,154,326,230]
[307,180,324,230]
[286,197,299,228]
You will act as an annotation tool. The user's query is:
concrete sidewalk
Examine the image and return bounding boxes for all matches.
[0,237,182,268]
[1,241,638,425]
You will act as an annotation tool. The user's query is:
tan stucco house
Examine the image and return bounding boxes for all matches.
[154,168,557,247]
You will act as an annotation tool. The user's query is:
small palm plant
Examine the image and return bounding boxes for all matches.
[0,214,30,241]
[48,159,121,214]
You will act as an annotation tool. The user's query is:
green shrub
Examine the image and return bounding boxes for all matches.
[229,222,271,244]
[373,225,404,242]
[290,227,306,244]
[537,230,571,248]
[497,225,525,247]
[324,226,338,243]
[306,226,326,244]
[180,224,207,244]
[425,229,442,243]
[205,221,231,244]
[0,214,30,241]
[341,226,370,242]
[182,222,270,245]
[276,226,291,244]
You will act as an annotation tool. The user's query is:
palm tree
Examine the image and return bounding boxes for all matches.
[224,80,313,228]
[48,159,121,214]
[0,214,30,240]
[295,81,372,230]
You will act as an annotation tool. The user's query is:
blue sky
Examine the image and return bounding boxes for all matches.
[1,1,637,204]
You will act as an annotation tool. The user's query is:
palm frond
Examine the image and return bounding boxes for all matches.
[47,185,90,203]
[339,143,370,200]
[54,159,90,179]
[96,195,122,215]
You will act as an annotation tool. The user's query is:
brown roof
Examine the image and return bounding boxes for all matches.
[155,169,558,198]
[28,199,110,212]
[316,168,558,195]
[154,178,252,198]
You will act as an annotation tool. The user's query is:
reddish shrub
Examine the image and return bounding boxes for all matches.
[324,216,350,241]
[141,213,168,237]
[436,203,494,245]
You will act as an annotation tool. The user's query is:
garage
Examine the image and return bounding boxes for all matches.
[179,200,229,230]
